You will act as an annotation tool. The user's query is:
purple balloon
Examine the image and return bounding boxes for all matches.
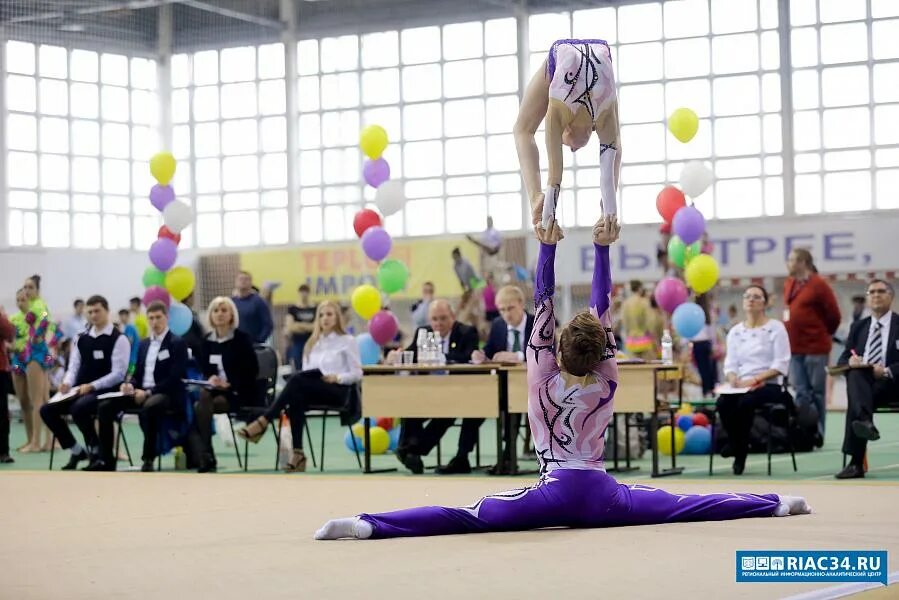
[369,310,399,346]
[654,276,689,314]
[148,238,178,271]
[672,206,705,245]
[142,285,171,308]
[361,226,392,262]
[150,184,175,212]
[363,158,391,188]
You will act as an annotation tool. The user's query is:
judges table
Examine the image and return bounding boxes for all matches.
[362,362,683,477]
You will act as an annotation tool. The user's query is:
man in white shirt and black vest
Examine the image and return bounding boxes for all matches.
[40,295,131,470]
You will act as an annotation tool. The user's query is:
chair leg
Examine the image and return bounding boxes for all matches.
[119,421,134,467]
[348,425,362,470]
[708,412,715,476]
[49,435,56,470]
[788,429,797,472]
[304,417,317,469]
[766,415,773,476]
[243,438,249,473]
[475,428,481,468]
[226,414,243,470]
[272,421,280,470]
[320,411,328,472]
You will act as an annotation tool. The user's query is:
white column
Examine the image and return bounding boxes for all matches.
[281,0,299,244]
[515,0,530,233]
[157,4,173,151]
[0,29,9,249]
[777,0,796,216]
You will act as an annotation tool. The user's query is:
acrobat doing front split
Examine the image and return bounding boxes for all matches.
[313,39,811,542]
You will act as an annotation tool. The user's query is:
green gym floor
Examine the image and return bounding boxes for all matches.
[4,411,898,481]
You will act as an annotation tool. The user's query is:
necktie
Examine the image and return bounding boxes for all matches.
[511,329,521,353]
[867,322,883,365]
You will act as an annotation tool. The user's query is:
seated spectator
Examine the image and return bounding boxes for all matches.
[40,295,130,470]
[188,296,259,473]
[386,299,479,474]
[238,300,361,472]
[434,286,534,475]
[834,280,899,480]
[716,285,790,475]
[99,301,188,472]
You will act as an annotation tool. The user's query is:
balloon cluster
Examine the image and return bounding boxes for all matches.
[141,152,196,336]
[653,109,720,340]
[345,417,401,455]
[352,126,410,363]
[658,403,712,456]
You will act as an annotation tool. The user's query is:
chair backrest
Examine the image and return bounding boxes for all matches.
[253,344,279,406]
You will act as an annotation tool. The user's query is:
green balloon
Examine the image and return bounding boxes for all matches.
[377,259,409,294]
[142,266,166,288]
[667,236,702,269]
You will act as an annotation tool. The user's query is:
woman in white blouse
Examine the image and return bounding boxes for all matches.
[717,285,791,475]
[238,300,362,471]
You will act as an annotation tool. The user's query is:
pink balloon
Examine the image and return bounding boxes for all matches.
[142,285,171,308]
[654,277,688,314]
[369,310,399,346]
[363,158,391,188]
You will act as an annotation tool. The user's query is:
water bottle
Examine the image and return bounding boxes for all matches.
[661,329,673,365]
[435,335,447,365]
[425,332,437,365]
[416,329,427,365]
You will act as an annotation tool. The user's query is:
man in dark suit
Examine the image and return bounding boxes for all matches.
[436,286,535,474]
[387,299,479,473]
[834,279,899,479]
[99,301,189,472]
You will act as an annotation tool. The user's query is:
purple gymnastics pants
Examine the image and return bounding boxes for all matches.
[359,469,779,539]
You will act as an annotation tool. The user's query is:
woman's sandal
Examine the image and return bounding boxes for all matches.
[283,449,307,473]
[237,417,268,444]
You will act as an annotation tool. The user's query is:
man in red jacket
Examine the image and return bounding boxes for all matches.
[784,248,841,444]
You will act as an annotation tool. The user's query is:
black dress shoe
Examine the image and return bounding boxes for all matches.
[435,456,471,475]
[402,453,424,474]
[851,421,880,441]
[0,454,14,464]
[83,459,115,472]
[61,449,89,471]
[732,455,746,476]
[720,444,734,458]
[197,455,217,473]
[835,464,865,479]
[141,461,155,473]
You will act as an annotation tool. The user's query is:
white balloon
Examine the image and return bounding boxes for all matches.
[375,180,406,217]
[679,160,714,198]
[163,200,192,233]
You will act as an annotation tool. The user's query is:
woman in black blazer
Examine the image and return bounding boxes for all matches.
[190,296,259,473]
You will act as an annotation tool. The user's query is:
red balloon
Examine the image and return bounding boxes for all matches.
[376,417,394,430]
[692,413,710,427]
[656,186,686,223]
[353,208,382,238]
[158,225,181,245]
[659,222,672,234]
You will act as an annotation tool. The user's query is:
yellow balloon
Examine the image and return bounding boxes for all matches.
[367,426,390,454]
[351,284,382,320]
[658,425,686,456]
[685,254,720,294]
[351,423,365,439]
[668,108,699,143]
[150,151,177,185]
[359,125,389,159]
[164,266,196,302]
[677,402,693,416]
[133,313,149,339]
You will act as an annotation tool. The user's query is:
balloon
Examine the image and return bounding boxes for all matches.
[168,302,193,336]
[659,222,672,235]
[668,107,699,143]
[361,226,392,262]
[685,254,720,294]
[351,423,364,439]
[377,259,408,294]
[356,332,382,365]
[148,238,177,271]
[344,429,363,453]
[163,200,192,233]
[362,158,390,188]
[133,314,148,339]
[367,426,390,454]
[150,151,176,185]
[692,413,710,427]
[374,179,406,217]
[658,425,686,456]
[682,426,712,455]
[359,125,389,159]
[142,285,171,308]
[353,208,382,238]
[653,277,688,314]
[672,205,705,245]
[656,186,686,223]
[679,160,714,198]
[388,426,401,452]
[141,266,166,289]
[667,236,702,269]
[149,184,175,212]
[376,417,394,430]
[164,266,196,301]
[158,225,181,245]
[672,302,705,339]
[677,414,694,432]
[369,310,399,346]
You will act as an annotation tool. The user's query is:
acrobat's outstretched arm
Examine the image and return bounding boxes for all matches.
[514,62,550,225]
[527,220,564,379]
[590,215,620,327]
[596,98,621,217]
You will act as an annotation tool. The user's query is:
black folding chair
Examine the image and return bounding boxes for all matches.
[297,383,363,472]
[234,344,281,471]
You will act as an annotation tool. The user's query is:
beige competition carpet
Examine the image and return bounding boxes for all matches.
[1,472,897,599]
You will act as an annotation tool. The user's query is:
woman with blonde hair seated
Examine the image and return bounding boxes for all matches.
[238,300,361,472]
[190,296,258,473]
